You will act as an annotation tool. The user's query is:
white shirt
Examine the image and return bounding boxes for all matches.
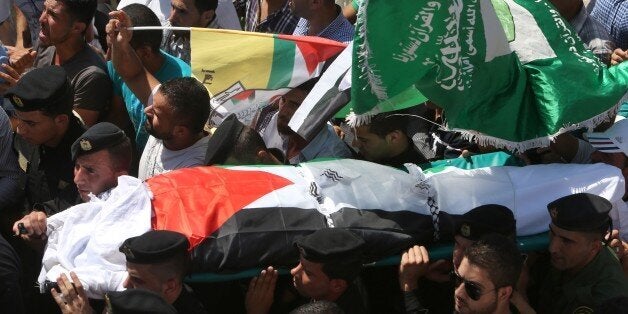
[117,0,241,30]
[138,135,209,180]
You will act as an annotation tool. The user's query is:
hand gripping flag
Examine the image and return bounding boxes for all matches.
[351,0,628,151]
[190,29,346,125]
[147,160,625,273]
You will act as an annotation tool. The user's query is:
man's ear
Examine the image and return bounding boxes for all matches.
[200,9,215,26]
[162,278,179,300]
[497,286,513,303]
[71,20,89,35]
[53,113,69,126]
[329,278,348,294]
[134,45,154,60]
[385,130,402,144]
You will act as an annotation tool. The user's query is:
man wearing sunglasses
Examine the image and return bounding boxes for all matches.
[401,234,523,314]
[399,204,517,313]
[529,193,628,312]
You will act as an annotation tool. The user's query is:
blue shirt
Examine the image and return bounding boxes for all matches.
[107,51,191,151]
[590,0,628,49]
[293,5,354,43]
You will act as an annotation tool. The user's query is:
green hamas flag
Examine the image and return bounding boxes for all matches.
[351,0,628,151]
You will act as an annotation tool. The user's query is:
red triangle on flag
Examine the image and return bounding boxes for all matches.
[278,34,346,75]
[148,166,293,249]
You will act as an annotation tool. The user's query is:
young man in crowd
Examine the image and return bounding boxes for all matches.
[119,230,207,313]
[261,79,352,164]
[106,3,190,154]
[352,112,428,168]
[246,228,369,314]
[162,0,223,64]
[107,8,209,179]
[398,204,518,313]
[523,193,628,311]
[12,120,132,312]
[33,0,111,126]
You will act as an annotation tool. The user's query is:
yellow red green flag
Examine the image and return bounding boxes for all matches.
[190,28,346,125]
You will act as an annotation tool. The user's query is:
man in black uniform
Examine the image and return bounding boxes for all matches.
[246,228,369,314]
[6,65,84,217]
[119,230,207,314]
[4,65,85,313]
[529,193,628,312]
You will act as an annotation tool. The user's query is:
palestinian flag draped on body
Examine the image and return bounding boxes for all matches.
[190,28,346,125]
[349,0,628,151]
[147,159,625,273]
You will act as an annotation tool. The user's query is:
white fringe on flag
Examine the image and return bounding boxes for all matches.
[453,102,620,152]
[355,0,388,103]
[346,100,619,152]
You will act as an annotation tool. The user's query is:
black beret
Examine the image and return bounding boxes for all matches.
[106,289,177,314]
[294,228,365,263]
[455,204,516,241]
[205,114,245,165]
[4,65,73,114]
[71,122,128,161]
[119,230,189,264]
[547,193,612,233]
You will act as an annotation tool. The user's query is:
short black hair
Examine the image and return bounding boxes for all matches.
[106,137,133,173]
[122,3,162,53]
[366,112,408,138]
[149,250,190,284]
[159,77,211,133]
[230,126,270,164]
[464,234,523,289]
[194,0,218,12]
[61,0,97,26]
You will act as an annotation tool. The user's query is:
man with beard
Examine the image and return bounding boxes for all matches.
[31,0,111,126]
[136,77,210,180]
[108,7,208,180]
[106,4,190,154]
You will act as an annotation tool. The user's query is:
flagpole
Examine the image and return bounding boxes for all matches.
[126,26,191,31]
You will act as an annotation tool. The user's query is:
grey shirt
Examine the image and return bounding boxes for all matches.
[34,44,112,116]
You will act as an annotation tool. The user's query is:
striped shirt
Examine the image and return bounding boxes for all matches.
[245,0,299,34]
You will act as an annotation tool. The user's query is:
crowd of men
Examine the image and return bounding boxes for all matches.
[0,0,627,313]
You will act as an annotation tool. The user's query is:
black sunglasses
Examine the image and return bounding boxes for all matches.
[452,270,496,301]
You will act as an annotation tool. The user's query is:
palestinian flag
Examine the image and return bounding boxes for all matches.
[289,43,429,142]
[350,0,628,151]
[147,160,624,273]
[190,29,346,125]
